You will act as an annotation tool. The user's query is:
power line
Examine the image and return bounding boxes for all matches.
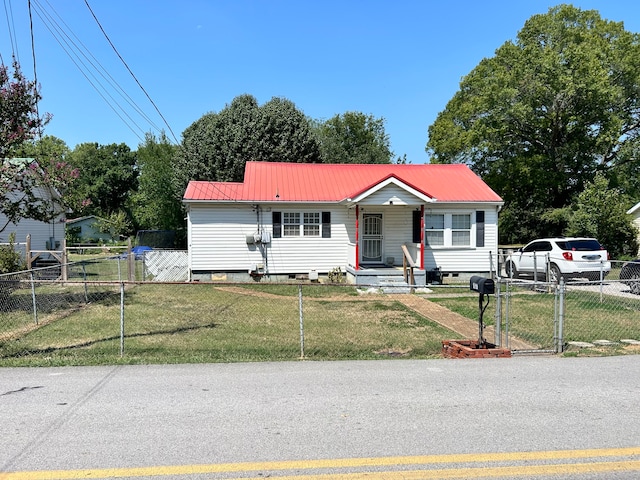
[83,0,179,145]
[27,0,42,139]
[2,0,19,61]
[37,0,165,135]
[30,0,149,142]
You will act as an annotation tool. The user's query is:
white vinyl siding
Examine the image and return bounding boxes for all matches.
[188,204,351,274]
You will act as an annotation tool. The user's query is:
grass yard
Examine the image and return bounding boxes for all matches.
[2,280,638,366]
[429,284,640,355]
[0,283,455,367]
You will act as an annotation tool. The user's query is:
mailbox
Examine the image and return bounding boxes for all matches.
[470,275,495,295]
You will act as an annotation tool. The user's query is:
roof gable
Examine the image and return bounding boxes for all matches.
[183,162,503,204]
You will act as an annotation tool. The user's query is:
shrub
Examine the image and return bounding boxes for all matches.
[0,232,26,274]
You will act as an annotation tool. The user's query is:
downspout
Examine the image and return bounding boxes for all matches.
[420,204,425,270]
[355,205,359,270]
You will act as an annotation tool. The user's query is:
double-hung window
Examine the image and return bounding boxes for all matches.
[452,214,471,246]
[425,214,444,246]
[303,212,320,236]
[424,212,474,247]
[273,211,331,238]
[283,212,300,237]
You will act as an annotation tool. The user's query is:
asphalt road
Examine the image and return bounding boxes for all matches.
[1,356,639,479]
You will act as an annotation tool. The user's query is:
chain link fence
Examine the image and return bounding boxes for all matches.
[493,273,640,354]
[1,257,639,364]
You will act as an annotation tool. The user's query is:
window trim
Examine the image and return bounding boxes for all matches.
[424,211,478,249]
[272,210,332,238]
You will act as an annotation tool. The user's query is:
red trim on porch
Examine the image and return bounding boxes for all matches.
[420,204,424,270]
[355,205,359,270]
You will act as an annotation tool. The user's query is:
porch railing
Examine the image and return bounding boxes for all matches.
[401,243,418,291]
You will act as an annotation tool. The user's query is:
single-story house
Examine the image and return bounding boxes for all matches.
[628,202,640,255]
[66,215,116,243]
[183,161,504,285]
[0,158,65,255]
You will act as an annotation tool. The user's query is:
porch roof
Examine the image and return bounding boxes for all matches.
[184,162,503,204]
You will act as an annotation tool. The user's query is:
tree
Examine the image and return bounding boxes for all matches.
[65,142,138,218]
[130,132,183,236]
[174,94,321,190]
[566,174,638,259]
[0,61,73,233]
[426,5,640,244]
[0,60,51,158]
[314,112,394,164]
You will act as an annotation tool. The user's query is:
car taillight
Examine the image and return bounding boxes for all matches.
[563,252,573,261]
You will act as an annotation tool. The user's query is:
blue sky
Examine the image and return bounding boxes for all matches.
[2,1,640,164]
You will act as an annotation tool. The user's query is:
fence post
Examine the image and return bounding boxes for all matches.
[557,278,565,353]
[120,282,125,357]
[30,271,38,325]
[82,262,89,303]
[494,277,502,347]
[298,284,305,359]
[504,279,511,349]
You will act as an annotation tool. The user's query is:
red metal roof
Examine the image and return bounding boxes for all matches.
[183,162,503,203]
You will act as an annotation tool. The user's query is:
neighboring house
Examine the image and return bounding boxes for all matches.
[183,161,504,285]
[0,158,65,254]
[66,215,116,243]
[628,202,640,255]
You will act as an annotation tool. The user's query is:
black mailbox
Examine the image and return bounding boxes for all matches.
[470,275,495,295]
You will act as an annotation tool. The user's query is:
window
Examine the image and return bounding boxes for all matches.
[452,214,471,246]
[273,211,331,238]
[425,214,444,246]
[303,212,320,236]
[283,212,300,237]
[423,212,478,248]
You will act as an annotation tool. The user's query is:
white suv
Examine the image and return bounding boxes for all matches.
[504,237,611,282]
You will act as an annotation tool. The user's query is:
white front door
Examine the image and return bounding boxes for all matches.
[361,213,383,263]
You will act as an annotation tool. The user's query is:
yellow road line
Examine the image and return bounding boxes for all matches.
[1,447,639,480]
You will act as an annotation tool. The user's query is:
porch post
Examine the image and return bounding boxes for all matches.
[420,205,425,270]
[355,205,359,270]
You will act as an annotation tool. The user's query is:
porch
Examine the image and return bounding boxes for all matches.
[345,244,443,292]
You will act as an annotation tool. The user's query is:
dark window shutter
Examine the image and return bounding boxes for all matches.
[322,211,331,238]
[476,211,485,247]
[412,210,422,243]
[273,212,282,238]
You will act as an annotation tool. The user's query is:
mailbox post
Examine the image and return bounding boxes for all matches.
[469,275,495,347]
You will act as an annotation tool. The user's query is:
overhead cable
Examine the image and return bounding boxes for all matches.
[83,0,179,144]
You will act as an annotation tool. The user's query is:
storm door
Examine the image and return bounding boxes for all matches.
[361,213,383,264]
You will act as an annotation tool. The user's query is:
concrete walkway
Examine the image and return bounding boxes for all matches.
[394,294,535,350]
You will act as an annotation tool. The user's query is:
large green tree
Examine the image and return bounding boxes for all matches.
[427,5,640,244]
[174,94,321,190]
[66,142,138,217]
[566,174,638,258]
[130,132,183,237]
[314,112,394,164]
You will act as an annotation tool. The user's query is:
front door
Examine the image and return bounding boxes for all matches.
[361,213,383,264]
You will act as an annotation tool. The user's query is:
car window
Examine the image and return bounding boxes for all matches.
[556,240,602,251]
[523,241,551,252]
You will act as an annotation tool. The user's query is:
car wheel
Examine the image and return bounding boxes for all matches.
[505,261,519,278]
[630,271,640,295]
[548,264,563,283]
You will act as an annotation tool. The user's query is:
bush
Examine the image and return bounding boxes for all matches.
[0,232,25,274]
